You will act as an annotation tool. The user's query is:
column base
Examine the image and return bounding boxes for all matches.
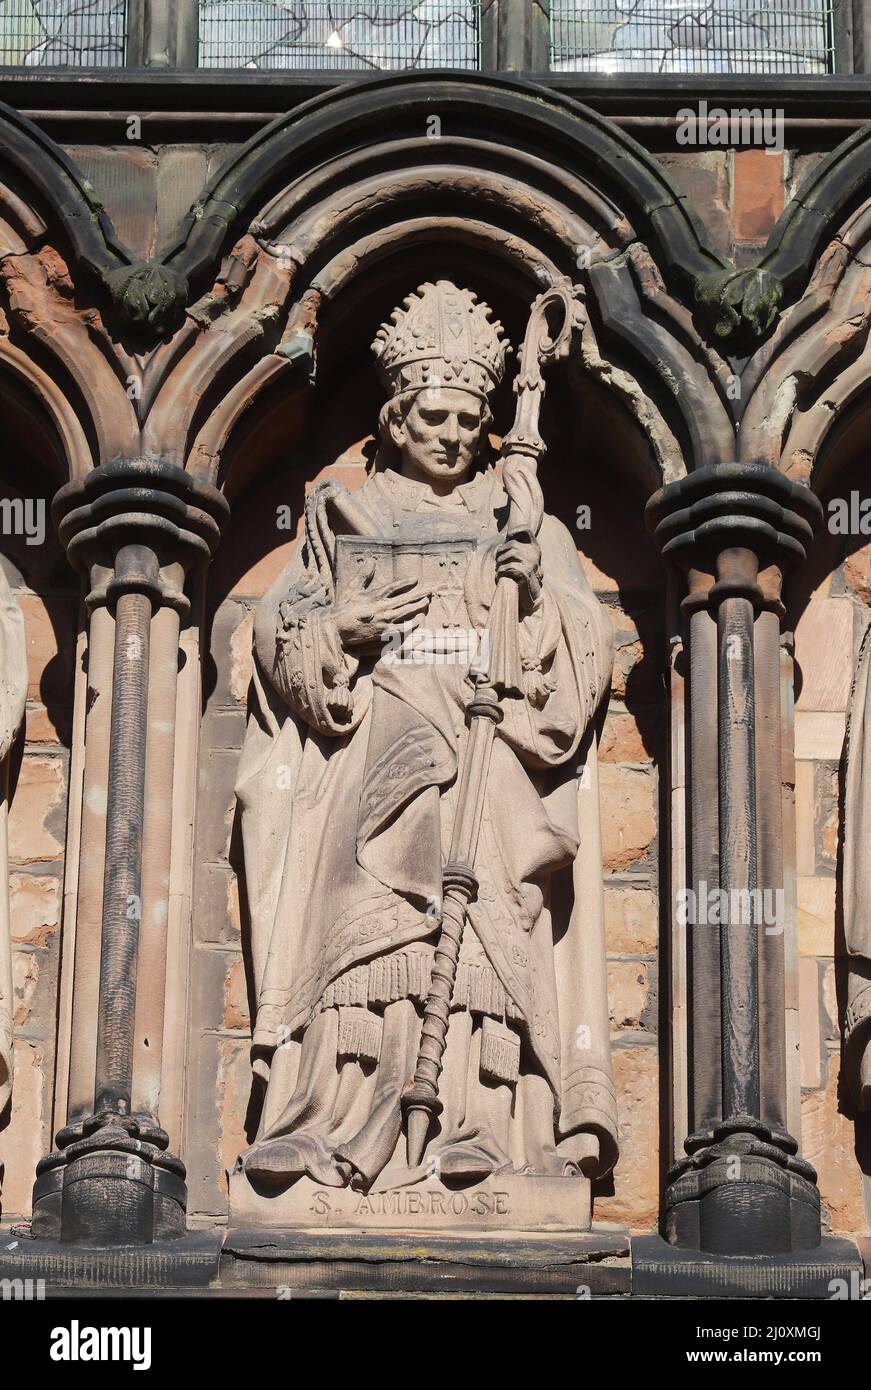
[0,1229,221,1293]
[31,1113,187,1245]
[633,1234,864,1299]
[665,1125,821,1255]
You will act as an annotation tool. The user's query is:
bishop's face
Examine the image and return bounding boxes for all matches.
[390,386,486,496]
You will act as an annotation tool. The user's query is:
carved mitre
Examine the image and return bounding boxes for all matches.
[371,280,510,401]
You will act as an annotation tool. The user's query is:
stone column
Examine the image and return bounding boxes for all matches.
[481,0,549,70]
[127,0,199,67]
[646,463,823,1256]
[31,459,228,1245]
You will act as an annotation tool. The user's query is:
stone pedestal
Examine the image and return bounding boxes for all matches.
[222,1225,630,1297]
[229,1170,592,1234]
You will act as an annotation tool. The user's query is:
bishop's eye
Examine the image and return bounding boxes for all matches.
[459,415,479,430]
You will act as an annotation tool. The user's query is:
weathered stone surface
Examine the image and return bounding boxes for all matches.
[844,547,871,607]
[228,607,255,707]
[9,872,60,947]
[16,593,75,744]
[12,949,39,1028]
[731,148,785,246]
[0,1040,45,1219]
[223,957,250,1032]
[8,757,65,863]
[797,876,836,957]
[795,760,816,876]
[658,151,731,255]
[798,957,822,1090]
[24,704,61,746]
[794,711,846,761]
[795,597,854,712]
[822,963,840,1041]
[155,146,237,253]
[607,960,649,1031]
[66,145,158,263]
[819,764,840,868]
[596,1044,659,1231]
[605,611,644,703]
[194,863,242,948]
[195,748,239,866]
[599,710,649,764]
[603,884,658,955]
[786,151,825,202]
[599,765,657,871]
[802,1059,866,1235]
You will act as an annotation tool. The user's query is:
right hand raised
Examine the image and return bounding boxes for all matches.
[332,571,430,648]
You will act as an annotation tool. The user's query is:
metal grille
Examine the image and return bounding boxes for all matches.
[550,1,835,73]
[198,1,481,70]
[0,0,126,65]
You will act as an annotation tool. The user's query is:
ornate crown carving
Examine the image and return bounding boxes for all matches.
[372,280,511,400]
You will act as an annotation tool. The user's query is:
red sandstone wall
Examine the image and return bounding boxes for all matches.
[0,489,76,1221]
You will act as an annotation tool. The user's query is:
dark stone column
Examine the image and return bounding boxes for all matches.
[647,464,823,1257]
[684,573,721,1145]
[31,458,228,1245]
[128,0,199,67]
[482,0,549,71]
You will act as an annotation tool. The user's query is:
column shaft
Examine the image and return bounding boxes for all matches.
[94,569,154,1114]
[65,601,113,1119]
[687,604,721,1138]
[133,599,182,1117]
[755,607,788,1133]
[716,589,760,1123]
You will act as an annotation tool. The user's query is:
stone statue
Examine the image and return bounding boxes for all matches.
[0,569,27,1115]
[233,281,618,1232]
[844,623,871,1110]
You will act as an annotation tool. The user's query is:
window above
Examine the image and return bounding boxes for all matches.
[198,1,481,71]
[0,0,844,73]
[550,1,836,75]
[0,0,126,66]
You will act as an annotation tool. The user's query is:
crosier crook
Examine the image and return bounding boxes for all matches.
[401,280,584,1167]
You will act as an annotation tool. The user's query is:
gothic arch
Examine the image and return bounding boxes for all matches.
[144,73,747,496]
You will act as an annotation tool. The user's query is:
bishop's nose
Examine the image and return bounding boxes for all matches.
[440,413,460,445]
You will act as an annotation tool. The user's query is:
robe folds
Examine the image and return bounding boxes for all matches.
[235,464,619,1186]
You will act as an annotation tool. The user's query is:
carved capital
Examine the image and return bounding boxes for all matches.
[53,457,229,611]
[646,463,822,616]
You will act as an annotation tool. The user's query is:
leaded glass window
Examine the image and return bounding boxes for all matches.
[198,1,481,70]
[550,1,836,74]
[0,0,126,65]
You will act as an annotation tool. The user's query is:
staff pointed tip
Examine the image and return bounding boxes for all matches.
[405,1107,430,1168]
